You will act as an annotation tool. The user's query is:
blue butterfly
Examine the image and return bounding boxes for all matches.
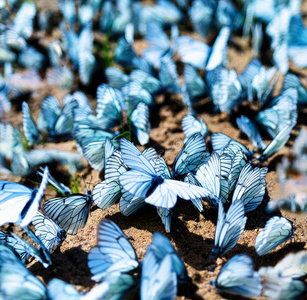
[43,188,93,235]
[32,211,66,253]
[182,114,209,141]
[211,254,262,298]
[231,163,268,213]
[0,244,48,298]
[211,199,247,257]
[87,218,140,282]
[255,216,296,256]
[0,166,49,227]
[119,138,215,209]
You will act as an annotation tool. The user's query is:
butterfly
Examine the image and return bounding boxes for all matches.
[258,124,294,163]
[231,163,268,213]
[141,249,177,300]
[282,73,307,106]
[0,166,49,227]
[47,278,80,300]
[147,232,188,282]
[37,166,71,196]
[0,244,48,299]
[255,216,296,256]
[211,254,262,298]
[22,101,40,146]
[182,64,207,107]
[176,37,210,70]
[171,133,210,179]
[256,88,297,139]
[142,22,175,69]
[0,229,51,268]
[119,138,214,209]
[32,211,66,253]
[206,26,231,71]
[87,218,140,282]
[211,199,247,257]
[12,2,36,39]
[207,66,242,114]
[236,115,266,150]
[182,114,209,142]
[18,46,46,71]
[211,132,253,160]
[159,57,181,94]
[194,152,232,206]
[43,188,93,235]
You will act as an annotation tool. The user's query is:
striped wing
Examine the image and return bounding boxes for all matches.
[43,192,92,235]
[88,219,139,282]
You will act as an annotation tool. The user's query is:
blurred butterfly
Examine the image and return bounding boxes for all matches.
[46,65,74,91]
[258,124,294,163]
[58,0,76,27]
[159,57,181,94]
[87,218,140,282]
[282,73,307,107]
[18,46,46,71]
[142,22,176,69]
[176,37,210,70]
[188,0,216,38]
[147,232,188,282]
[131,102,151,146]
[32,211,66,253]
[43,187,93,235]
[22,101,40,146]
[214,0,242,31]
[255,216,296,256]
[12,2,36,39]
[231,163,267,213]
[47,278,80,300]
[211,254,262,298]
[182,114,209,141]
[207,66,242,114]
[0,166,49,227]
[256,88,297,139]
[182,64,207,108]
[259,250,307,279]
[236,115,266,150]
[206,26,231,71]
[0,229,51,268]
[211,199,247,257]
[141,250,177,300]
[288,14,307,69]
[171,133,210,179]
[0,244,48,299]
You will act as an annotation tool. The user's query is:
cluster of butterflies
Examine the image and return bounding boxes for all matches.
[0,132,304,298]
[0,0,307,299]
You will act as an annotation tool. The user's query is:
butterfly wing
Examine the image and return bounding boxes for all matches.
[43,192,92,235]
[22,101,40,146]
[32,211,66,253]
[141,250,177,300]
[87,218,139,282]
[212,199,247,257]
[171,133,209,178]
[255,216,295,256]
[213,254,262,298]
[0,244,47,299]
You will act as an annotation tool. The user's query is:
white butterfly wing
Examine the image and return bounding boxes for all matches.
[213,254,262,298]
[255,216,295,256]
[88,219,139,282]
[212,199,247,257]
[43,192,92,235]
[32,211,66,253]
[141,250,177,300]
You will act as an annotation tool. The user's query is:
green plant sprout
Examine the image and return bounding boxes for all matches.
[70,173,80,194]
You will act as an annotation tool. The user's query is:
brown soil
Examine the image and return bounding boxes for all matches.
[1,1,307,300]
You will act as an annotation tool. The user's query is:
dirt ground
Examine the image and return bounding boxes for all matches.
[1,1,307,299]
